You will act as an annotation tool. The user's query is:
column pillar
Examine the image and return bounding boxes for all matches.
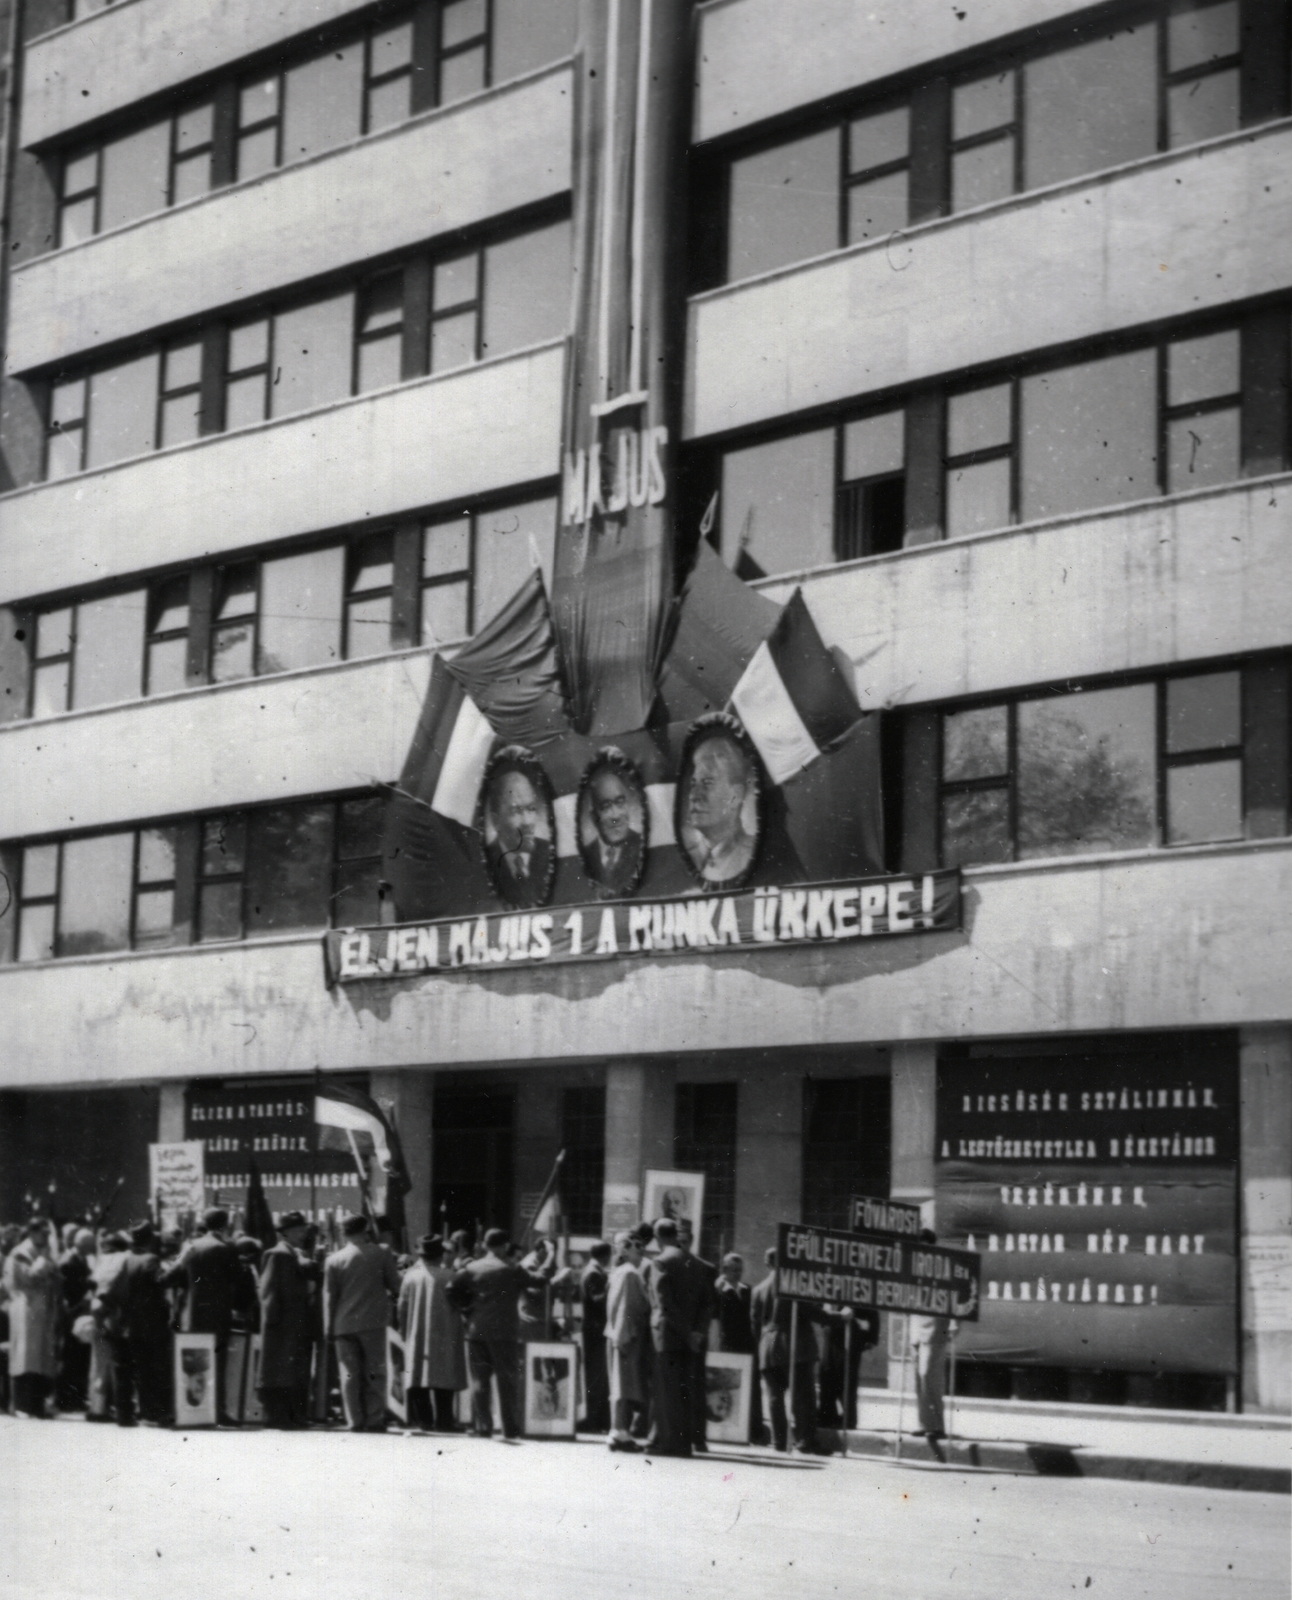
[1239,1026,1291,1413]
[371,1069,434,1242]
[890,1042,938,1389]
[602,1060,674,1236]
[734,1060,801,1267]
[158,1083,187,1144]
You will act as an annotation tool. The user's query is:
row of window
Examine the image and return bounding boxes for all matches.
[56,0,576,247]
[22,496,557,719]
[712,312,1284,579]
[44,216,571,478]
[931,663,1287,867]
[5,793,386,963]
[706,0,1266,288]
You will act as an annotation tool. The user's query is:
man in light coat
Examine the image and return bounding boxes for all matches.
[604,1231,650,1452]
[3,1221,60,1418]
[324,1213,401,1432]
[399,1235,466,1432]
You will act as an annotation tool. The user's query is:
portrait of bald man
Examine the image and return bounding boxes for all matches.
[579,758,646,897]
[484,762,553,908]
[680,729,758,885]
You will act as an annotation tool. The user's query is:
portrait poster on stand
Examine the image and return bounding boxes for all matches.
[173,1333,218,1428]
[386,1327,408,1425]
[704,1351,754,1443]
[642,1170,706,1234]
[523,1342,579,1438]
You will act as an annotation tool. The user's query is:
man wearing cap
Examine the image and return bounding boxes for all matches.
[448,1227,551,1440]
[97,1222,172,1427]
[257,1211,317,1430]
[324,1214,401,1432]
[162,1207,244,1425]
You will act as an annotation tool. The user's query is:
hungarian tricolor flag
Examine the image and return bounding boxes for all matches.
[315,1083,411,1219]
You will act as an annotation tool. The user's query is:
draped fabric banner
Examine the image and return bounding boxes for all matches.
[935,1041,1239,1374]
[552,0,693,736]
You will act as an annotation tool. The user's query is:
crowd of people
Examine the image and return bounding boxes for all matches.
[0,1209,903,1453]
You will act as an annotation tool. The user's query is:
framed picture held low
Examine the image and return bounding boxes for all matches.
[173,1332,218,1428]
[704,1351,754,1444]
[523,1342,579,1438]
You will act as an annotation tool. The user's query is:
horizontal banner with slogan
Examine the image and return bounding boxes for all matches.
[324,869,960,984]
[776,1222,981,1321]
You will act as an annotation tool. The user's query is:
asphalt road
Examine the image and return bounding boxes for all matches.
[1,1416,1287,1600]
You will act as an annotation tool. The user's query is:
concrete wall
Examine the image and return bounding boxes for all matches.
[8,65,574,374]
[761,476,1292,712]
[694,0,1105,143]
[685,121,1292,439]
[22,0,397,147]
[1,839,1288,1089]
[0,340,563,604]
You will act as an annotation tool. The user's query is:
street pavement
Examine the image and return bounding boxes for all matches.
[1,1416,1288,1600]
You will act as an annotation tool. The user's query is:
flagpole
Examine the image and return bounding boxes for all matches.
[344,1129,374,1220]
[521,1149,566,1251]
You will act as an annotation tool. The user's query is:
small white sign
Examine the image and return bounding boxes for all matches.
[149,1141,206,1231]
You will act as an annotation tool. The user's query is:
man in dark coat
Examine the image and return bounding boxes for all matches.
[714,1251,766,1443]
[677,1220,716,1451]
[449,1227,551,1439]
[577,1242,611,1433]
[57,1228,96,1412]
[257,1212,316,1430]
[642,1218,707,1457]
[98,1222,173,1427]
[751,1245,823,1453]
[162,1207,243,1425]
[324,1213,401,1433]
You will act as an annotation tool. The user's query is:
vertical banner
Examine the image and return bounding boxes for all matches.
[552,0,693,736]
[935,1043,1238,1374]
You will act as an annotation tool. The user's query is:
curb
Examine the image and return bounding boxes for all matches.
[816,1428,1291,1495]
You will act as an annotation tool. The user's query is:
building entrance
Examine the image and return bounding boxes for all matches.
[432,1083,515,1242]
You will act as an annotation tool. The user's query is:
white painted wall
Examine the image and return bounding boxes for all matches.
[0,341,564,605]
[8,66,573,374]
[24,0,401,147]
[0,839,1287,1087]
[685,122,1292,439]
[0,649,431,840]
[694,0,1106,143]
[759,476,1292,711]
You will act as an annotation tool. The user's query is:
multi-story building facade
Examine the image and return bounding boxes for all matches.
[0,0,1287,1414]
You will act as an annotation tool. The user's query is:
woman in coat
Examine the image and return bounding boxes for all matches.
[3,1222,61,1417]
[399,1235,466,1432]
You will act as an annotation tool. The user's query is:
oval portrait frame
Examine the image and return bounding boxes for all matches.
[475,744,558,910]
[674,712,764,891]
[576,747,650,901]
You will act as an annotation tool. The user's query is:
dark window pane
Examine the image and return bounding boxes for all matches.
[849,105,909,171]
[244,804,335,934]
[473,498,556,628]
[560,1085,606,1238]
[99,120,169,230]
[941,788,1011,866]
[1019,350,1158,521]
[843,410,904,481]
[674,1082,738,1263]
[728,128,839,282]
[481,221,571,357]
[721,429,834,579]
[1166,406,1240,491]
[1168,67,1240,148]
[338,795,386,860]
[349,532,394,592]
[1165,671,1240,752]
[1166,759,1242,844]
[1017,684,1156,858]
[359,274,403,335]
[1167,0,1239,71]
[215,565,258,623]
[1024,27,1158,189]
[492,0,577,82]
[73,591,145,709]
[439,45,486,104]
[952,136,1015,212]
[282,46,363,163]
[270,292,355,418]
[943,705,1008,780]
[846,169,909,244]
[802,1077,891,1232]
[86,353,160,468]
[202,815,246,876]
[198,881,243,942]
[148,576,189,636]
[953,72,1015,140]
[58,833,133,956]
[18,903,56,964]
[257,546,344,675]
[946,457,1011,538]
[333,866,383,929]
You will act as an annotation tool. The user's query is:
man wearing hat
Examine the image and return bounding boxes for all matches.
[96,1222,172,1427]
[257,1211,317,1430]
[324,1214,401,1432]
[448,1227,552,1440]
[399,1235,466,1432]
[162,1207,244,1425]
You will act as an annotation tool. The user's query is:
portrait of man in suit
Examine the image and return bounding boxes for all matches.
[481,754,554,909]
[678,719,761,887]
[578,752,647,898]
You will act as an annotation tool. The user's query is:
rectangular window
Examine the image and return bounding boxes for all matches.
[58,832,134,957]
[937,667,1253,866]
[728,127,842,282]
[365,20,414,133]
[802,1077,891,1232]
[170,101,215,206]
[674,1082,738,1263]
[481,220,572,359]
[71,590,145,710]
[30,607,74,719]
[282,44,365,165]
[225,318,271,431]
[492,0,578,83]
[561,1085,607,1238]
[1166,0,1241,147]
[198,815,246,942]
[429,249,482,372]
[256,546,344,675]
[332,795,386,927]
[837,408,906,559]
[237,77,282,181]
[1165,327,1241,491]
[85,351,161,469]
[244,803,336,935]
[46,379,87,479]
[16,843,59,963]
[133,826,181,948]
[438,0,489,105]
[59,148,99,247]
[159,337,203,449]
[355,272,405,394]
[421,517,472,646]
[98,119,170,233]
[270,291,356,419]
[344,532,394,660]
[145,576,190,697]
[846,103,910,245]
[951,71,1017,213]
[211,564,258,683]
